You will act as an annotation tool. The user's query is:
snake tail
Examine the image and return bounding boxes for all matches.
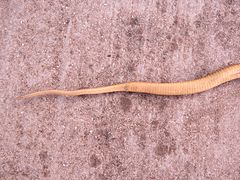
[18,64,240,99]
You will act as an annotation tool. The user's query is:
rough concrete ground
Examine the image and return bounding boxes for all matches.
[0,0,240,179]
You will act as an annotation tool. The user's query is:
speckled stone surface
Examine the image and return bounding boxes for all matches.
[1,0,240,179]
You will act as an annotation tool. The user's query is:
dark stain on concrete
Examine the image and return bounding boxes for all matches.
[151,120,159,130]
[155,141,176,157]
[127,63,136,72]
[42,164,50,177]
[39,150,50,177]
[129,17,140,27]
[168,37,178,52]
[89,154,101,168]
[95,129,113,146]
[39,151,48,162]
[120,97,132,112]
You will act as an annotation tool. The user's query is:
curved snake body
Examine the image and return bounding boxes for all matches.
[18,64,240,99]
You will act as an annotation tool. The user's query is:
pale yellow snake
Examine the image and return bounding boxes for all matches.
[18,64,240,99]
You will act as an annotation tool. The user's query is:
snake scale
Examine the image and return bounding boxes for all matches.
[18,64,240,99]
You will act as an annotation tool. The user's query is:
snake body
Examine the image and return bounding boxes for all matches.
[18,64,240,99]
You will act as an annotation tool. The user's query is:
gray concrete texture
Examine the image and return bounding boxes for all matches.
[1,0,240,179]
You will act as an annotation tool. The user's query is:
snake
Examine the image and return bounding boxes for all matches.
[18,64,240,99]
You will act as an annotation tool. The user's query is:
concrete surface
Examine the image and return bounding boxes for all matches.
[1,0,240,179]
